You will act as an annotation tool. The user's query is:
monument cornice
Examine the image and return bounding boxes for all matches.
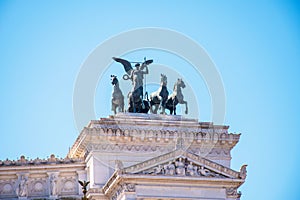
[68,114,240,159]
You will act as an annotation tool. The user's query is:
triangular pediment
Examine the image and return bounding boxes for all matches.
[124,149,241,179]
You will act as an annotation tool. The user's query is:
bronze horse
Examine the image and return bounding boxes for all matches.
[166,78,188,115]
[111,75,124,114]
[150,74,169,114]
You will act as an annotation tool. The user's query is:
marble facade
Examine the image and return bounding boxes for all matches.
[1,113,246,200]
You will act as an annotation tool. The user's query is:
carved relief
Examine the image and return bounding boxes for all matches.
[15,174,28,197]
[186,162,198,176]
[60,177,77,195]
[0,182,14,196]
[175,158,185,175]
[124,183,135,192]
[29,178,47,196]
[139,157,226,178]
[163,162,175,175]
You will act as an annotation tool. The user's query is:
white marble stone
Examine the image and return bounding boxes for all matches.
[0,113,246,200]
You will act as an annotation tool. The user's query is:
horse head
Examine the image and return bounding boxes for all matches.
[111,75,118,86]
[177,78,186,89]
[160,74,167,86]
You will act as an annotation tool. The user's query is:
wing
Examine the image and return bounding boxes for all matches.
[140,59,153,70]
[143,59,153,65]
[85,181,90,186]
[78,180,83,186]
[113,57,133,75]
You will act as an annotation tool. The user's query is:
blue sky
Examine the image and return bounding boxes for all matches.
[1,1,300,199]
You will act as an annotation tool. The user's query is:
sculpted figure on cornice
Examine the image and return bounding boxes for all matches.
[175,158,186,176]
[186,161,198,176]
[226,187,241,198]
[199,166,211,176]
[239,164,248,179]
[50,174,58,196]
[16,175,28,197]
[0,155,83,166]
[115,160,124,171]
[139,157,231,178]
[164,161,176,175]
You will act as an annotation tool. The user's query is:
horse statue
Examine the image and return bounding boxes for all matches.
[111,75,124,114]
[166,78,188,115]
[150,74,169,114]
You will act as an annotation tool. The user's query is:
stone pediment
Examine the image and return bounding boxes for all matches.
[123,149,245,179]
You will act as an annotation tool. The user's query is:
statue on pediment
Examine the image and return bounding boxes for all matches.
[164,161,175,175]
[175,158,186,175]
[199,166,211,176]
[186,161,198,176]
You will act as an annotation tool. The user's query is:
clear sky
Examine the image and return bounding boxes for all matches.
[1,1,299,199]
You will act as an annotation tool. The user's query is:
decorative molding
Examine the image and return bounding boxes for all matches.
[0,155,84,167]
[111,183,136,200]
[86,143,175,153]
[226,187,242,198]
[67,114,240,158]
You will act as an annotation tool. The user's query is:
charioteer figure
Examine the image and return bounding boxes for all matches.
[113,57,152,113]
